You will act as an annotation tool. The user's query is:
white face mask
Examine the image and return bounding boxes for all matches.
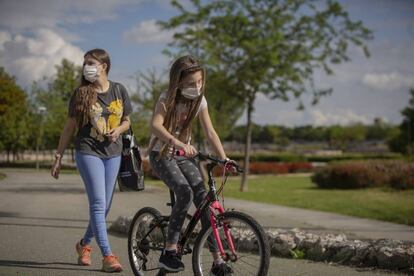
[83,64,100,83]
[181,87,201,100]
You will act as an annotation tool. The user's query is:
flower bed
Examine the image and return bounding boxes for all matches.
[312,160,414,190]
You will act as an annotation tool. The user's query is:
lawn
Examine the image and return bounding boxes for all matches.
[148,175,414,226]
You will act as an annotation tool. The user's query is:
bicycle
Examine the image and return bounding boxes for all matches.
[128,151,270,275]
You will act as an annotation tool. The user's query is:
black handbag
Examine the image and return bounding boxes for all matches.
[118,128,145,191]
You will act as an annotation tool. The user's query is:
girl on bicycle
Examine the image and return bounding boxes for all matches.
[148,55,233,275]
[51,48,132,273]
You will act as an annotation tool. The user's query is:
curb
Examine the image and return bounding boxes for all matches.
[109,216,414,273]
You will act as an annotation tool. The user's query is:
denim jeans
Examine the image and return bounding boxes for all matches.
[75,151,121,256]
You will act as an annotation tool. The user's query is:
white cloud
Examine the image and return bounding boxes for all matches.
[309,109,371,126]
[0,0,140,32]
[123,19,174,44]
[362,72,414,90]
[0,29,84,87]
[0,31,11,51]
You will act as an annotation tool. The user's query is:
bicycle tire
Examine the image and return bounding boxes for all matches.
[128,207,164,276]
[192,211,270,276]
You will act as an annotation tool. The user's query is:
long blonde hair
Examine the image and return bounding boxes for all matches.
[158,55,206,158]
[70,49,111,129]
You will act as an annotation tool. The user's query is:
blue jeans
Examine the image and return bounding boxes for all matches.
[75,151,121,256]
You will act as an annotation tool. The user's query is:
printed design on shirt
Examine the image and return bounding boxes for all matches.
[89,99,124,142]
[107,99,123,131]
[90,102,107,142]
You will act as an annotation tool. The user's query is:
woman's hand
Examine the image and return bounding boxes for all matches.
[107,127,122,143]
[51,156,62,179]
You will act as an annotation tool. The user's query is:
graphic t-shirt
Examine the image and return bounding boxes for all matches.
[68,81,133,158]
[150,91,207,152]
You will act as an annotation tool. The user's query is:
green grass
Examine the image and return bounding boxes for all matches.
[148,175,414,226]
[224,175,414,226]
[0,172,6,180]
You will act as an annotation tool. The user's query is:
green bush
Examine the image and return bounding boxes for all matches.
[226,152,402,163]
[311,160,414,189]
[227,152,306,162]
[388,167,414,190]
[306,153,403,163]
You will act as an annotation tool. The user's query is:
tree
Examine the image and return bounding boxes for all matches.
[0,67,31,161]
[389,89,414,158]
[160,0,373,191]
[130,69,168,145]
[31,59,82,152]
[203,70,245,141]
[328,124,366,151]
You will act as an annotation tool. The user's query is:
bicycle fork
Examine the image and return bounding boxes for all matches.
[209,200,238,262]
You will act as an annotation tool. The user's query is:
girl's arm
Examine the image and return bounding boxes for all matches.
[198,107,227,160]
[151,101,196,154]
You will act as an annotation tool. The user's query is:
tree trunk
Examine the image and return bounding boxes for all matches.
[240,97,254,192]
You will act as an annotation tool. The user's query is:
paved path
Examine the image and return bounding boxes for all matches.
[0,169,410,276]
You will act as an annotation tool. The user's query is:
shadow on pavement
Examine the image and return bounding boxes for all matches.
[0,259,101,272]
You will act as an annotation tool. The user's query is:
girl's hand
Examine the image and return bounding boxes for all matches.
[224,157,238,173]
[175,142,197,157]
[51,157,62,179]
[107,127,121,143]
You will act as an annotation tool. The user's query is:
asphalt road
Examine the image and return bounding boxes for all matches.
[0,169,409,276]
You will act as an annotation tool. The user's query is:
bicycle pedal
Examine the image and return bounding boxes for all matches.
[157,268,179,275]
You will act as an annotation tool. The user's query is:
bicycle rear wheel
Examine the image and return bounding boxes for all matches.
[128,207,165,276]
[192,211,270,276]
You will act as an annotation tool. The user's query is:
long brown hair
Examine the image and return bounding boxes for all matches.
[158,55,206,157]
[70,48,111,129]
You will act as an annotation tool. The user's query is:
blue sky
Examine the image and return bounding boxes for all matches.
[0,0,413,127]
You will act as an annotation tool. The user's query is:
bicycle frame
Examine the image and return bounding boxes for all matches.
[176,160,237,261]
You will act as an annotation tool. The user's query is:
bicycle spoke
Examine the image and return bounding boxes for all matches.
[128,208,166,275]
[193,212,269,276]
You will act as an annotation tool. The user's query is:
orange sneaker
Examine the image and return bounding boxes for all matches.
[102,255,123,273]
[76,240,92,266]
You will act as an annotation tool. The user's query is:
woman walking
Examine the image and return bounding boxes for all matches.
[51,48,132,272]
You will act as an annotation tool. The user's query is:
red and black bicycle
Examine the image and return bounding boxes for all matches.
[128,151,270,275]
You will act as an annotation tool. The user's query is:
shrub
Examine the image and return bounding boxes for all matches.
[311,160,414,189]
[211,161,313,176]
[288,162,314,173]
[228,153,306,162]
[388,166,414,190]
[307,153,402,163]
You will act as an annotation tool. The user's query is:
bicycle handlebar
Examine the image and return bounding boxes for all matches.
[175,150,244,173]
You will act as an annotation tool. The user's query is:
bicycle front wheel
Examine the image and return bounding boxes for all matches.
[128,207,165,276]
[192,211,270,276]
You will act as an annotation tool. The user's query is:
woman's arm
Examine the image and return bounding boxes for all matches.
[56,117,77,155]
[198,107,227,160]
[52,117,77,179]
[119,116,131,133]
[107,116,131,142]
